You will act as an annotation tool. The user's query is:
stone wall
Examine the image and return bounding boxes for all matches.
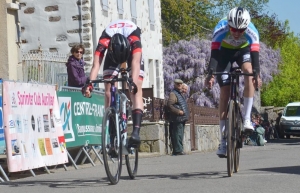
[128,122,220,155]
[0,1,8,79]
[19,0,93,65]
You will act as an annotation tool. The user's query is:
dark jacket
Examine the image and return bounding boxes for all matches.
[167,89,189,123]
[66,55,87,87]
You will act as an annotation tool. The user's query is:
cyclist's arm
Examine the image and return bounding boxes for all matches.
[89,54,103,81]
[250,51,259,75]
[131,52,142,82]
[208,19,227,72]
[247,22,260,75]
[128,31,142,82]
[89,37,108,80]
[208,49,220,72]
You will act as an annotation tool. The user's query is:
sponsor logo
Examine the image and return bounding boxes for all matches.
[243,54,251,63]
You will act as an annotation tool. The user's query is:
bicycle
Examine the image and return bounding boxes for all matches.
[210,67,258,177]
[85,65,138,185]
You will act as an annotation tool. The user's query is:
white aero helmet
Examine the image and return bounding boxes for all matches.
[227,7,251,29]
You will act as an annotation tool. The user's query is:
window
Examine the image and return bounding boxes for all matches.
[101,0,109,11]
[130,0,137,24]
[117,0,124,15]
[285,106,300,116]
[155,60,160,97]
[148,0,155,30]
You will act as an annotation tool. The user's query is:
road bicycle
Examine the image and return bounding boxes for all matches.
[85,65,138,185]
[210,67,258,177]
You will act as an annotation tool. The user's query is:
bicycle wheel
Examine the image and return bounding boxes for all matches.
[227,100,235,177]
[102,107,122,185]
[234,106,242,173]
[125,146,138,179]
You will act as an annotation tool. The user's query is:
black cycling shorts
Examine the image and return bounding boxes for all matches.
[216,46,251,87]
[103,54,144,80]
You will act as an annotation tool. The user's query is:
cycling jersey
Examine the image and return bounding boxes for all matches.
[209,17,260,76]
[211,17,260,52]
[95,19,142,58]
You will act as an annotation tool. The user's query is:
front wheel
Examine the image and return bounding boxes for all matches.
[227,100,235,177]
[102,107,122,185]
[234,105,242,173]
[125,147,138,179]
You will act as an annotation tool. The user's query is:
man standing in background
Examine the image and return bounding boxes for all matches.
[167,79,189,155]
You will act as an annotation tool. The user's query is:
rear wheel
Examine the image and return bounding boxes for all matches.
[227,100,235,177]
[125,147,138,179]
[102,107,122,185]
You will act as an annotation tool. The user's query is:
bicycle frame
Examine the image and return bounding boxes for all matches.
[228,69,243,125]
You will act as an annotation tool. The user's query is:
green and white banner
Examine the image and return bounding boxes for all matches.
[57,91,105,148]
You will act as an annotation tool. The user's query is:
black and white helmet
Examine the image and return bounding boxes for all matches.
[107,33,131,64]
[227,7,251,29]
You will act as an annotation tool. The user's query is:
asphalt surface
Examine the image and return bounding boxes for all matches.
[0,138,300,193]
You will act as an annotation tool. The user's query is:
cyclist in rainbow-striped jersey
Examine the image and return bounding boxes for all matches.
[206,7,262,157]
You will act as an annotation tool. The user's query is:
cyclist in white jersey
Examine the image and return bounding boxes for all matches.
[206,7,262,157]
[84,19,144,147]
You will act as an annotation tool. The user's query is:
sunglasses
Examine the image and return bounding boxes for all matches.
[75,50,83,54]
[229,27,246,33]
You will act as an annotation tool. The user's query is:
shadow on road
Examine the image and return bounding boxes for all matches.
[252,165,300,175]
[0,171,228,187]
[136,171,226,180]
[0,178,110,188]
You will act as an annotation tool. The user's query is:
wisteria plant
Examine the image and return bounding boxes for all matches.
[163,37,281,107]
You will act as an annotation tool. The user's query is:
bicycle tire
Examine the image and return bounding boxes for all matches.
[234,105,242,173]
[102,107,122,185]
[227,100,235,177]
[125,147,138,179]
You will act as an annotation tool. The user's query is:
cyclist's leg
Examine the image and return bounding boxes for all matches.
[236,46,254,132]
[103,56,119,108]
[215,48,232,156]
[217,86,230,156]
[128,52,144,146]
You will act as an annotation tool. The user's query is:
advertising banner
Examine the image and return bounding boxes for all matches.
[0,79,5,154]
[57,91,104,148]
[3,82,68,172]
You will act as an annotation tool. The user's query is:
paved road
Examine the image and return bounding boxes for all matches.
[1,138,300,193]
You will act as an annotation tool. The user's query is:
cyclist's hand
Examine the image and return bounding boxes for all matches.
[252,75,262,89]
[206,75,215,89]
[82,86,91,98]
[82,78,93,98]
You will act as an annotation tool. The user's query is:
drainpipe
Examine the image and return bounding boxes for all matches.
[80,0,83,43]
[91,0,97,52]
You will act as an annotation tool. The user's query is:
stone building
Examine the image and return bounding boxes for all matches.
[2,0,164,98]
[0,1,21,80]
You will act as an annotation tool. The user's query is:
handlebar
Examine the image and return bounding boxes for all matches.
[208,67,259,91]
[84,68,138,94]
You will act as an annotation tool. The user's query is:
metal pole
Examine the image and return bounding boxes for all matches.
[67,150,78,170]
[0,165,9,181]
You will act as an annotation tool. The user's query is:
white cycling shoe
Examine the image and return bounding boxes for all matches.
[216,139,227,158]
[243,120,254,134]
